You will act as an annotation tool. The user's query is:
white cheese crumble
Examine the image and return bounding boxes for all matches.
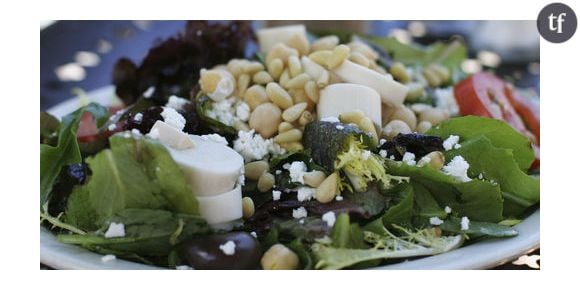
[235,102,251,122]
[322,211,336,227]
[108,123,117,131]
[429,217,444,226]
[389,155,396,160]
[335,195,343,201]
[442,156,471,182]
[454,144,462,149]
[297,186,316,202]
[101,254,116,263]
[292,207,308,219]
[233,130,286,162]
[133,112,143,122]
[402,152,416,166]
[161,107,186,130]
[461,216,470,230]
[289,161,308,184]
[478,173,484,180]
[250,231,257,238]
[320,116,340,123]
[272,190,282,201]
[143,86,155,98]
[444,206,452,214]
[443,135,460,151]
[275,170,282,175]
[433,87,459,116]
[361,150,371,161]
[131,129,142,137]
[201,133,228,146]
[166,95,190,111]
[379,139,387,146]
[219,240,236,256]
[104,222,125,238]
[336,125,344,130]
[206,98,237,126]
[379,150,388,158]
[176,265,193,270]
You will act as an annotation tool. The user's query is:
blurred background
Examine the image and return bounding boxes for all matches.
[40,20,540,111]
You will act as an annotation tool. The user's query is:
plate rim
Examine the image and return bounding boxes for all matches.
[41,86,540,270]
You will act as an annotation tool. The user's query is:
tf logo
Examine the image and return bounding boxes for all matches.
[538,2,577,43]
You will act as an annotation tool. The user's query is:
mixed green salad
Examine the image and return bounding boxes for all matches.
[40,21,540,269]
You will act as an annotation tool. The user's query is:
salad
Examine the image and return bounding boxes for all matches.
[40,21,540,270]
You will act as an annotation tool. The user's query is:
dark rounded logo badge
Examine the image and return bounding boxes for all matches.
[537,2,577,43]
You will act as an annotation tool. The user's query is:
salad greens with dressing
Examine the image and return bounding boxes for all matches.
[40,21,540,270]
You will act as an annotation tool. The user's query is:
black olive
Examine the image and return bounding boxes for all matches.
[379,133,444,160]
[123,106,163,134]
[178,232,262,270]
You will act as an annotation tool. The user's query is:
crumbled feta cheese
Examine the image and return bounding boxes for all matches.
[219,240,236,256]
[297,186,316,202]
[108,123,117,131]
[361,150,371,160]
[206,98,236,126]
[235,102,251,122]
[433,87,459,116]
[176,265,193,270]
[272,190,282,201]
[161,107,186,130]
[131,129,142,137]
[389,155,396,160]
[143,86,155,98]
[461,216,470,230]
[402,152,416,166]
[299,219,305,224]
[322,211,336,227]
[443,135,460,151]
[122,131,132,138]
[478,173,484,180]
[133,113,143,122]
[444,206,452,214]
[336,125,344,130]
[250,231,257,238]
[233,130,286,162]
[454,144,462,149]
[275,170,282,175]
[320,116,340,123]
[379,150,387,158]
[292,207,308,219]
[335,195,343,201]
[289,161,308,184]
[104,222,125,238]
[379,139,387,146]
[429,217,444,226]
[442,156,471,182]
[101,254,116,263]
[166,95,190,111]
[202,133,228,146]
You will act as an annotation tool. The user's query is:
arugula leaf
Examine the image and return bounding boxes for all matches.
[439,216,518,238]
[427,116,535,171]
[331,213,367,249]
[58,209,209,257]
[412,182,446,218]
[65,135,199,230]
[342,187,389,217]
[40,103,109,210]
[381,183,414,227]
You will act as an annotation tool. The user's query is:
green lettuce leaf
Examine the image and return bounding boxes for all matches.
[439,216,518,238]
[40,103,109,210]
[65,135,199,230]
[427,116,535,171]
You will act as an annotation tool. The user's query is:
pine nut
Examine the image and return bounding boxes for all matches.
[390,106,417,130]
[243,61,265,75]
[304,171,327,188]
[308,50,332,66]
[406,83,425,101]
[359,117,378,143]
[389,62,411,84]
[304,80,320,104]
[429,64,451,84]
[382,120,412,139]
[279,69,290,88]
[419,108,449,126]
[348,41,379,61]
[416,121,432,134]
[199,69,222,94]
[286,73,310,89]
[242,197,255,219]
[289,88,314,111]
[244,85,269,110]
[327,45,350,69]
[282,102,308,122]
[316,70,330,88]
[287,55,303,78]
[257,172,275,192]
[234,120,251,132]
[253,71,273,85]
[237,73,251,97]
[261,244,300,270]
[245,160,270,180]
[417,151,445,170]
[311,35,339,52]
[279,141,304,152]
[249,102,282,138]
[266,83,294,109]
[267,58,284,80]
[227,59,244,78]
[339,110,364,125]
[298,111,313,126]
[286,33,310,56]
[266,43,299,65]
[374,65,388,75]
[315,172,339,203]
[278,121,294,133]
[423,67,442,87]
[349,51,371,67]
[274,128,302,143]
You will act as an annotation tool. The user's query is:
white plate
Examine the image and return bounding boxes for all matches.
[41,86,540,270]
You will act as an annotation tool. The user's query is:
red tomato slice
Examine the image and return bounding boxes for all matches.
[454,72,540,170]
